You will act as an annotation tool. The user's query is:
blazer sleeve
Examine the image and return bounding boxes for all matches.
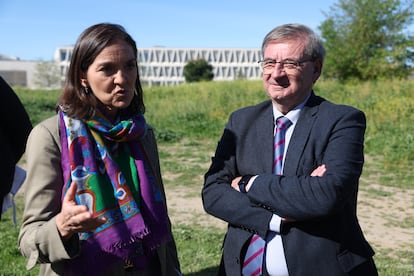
[18,116,80,270]
[202,110,274,238]
[0,77,32,201]
[0,76,32,162]
[247,106,366,221]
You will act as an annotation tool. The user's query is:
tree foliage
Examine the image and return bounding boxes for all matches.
[183,59,214,82]
[319,0,414,80]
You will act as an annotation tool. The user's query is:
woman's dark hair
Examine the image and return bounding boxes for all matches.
[58,23,145,118]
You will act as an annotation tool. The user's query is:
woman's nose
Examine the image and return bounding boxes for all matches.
[114,69,128,84]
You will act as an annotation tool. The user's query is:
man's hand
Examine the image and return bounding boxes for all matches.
[231,176,243,191]
[56,182,106,240]
[311,164,327,177]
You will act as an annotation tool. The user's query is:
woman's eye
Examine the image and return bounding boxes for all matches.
[100,66,116,74]
[127,63,137,70]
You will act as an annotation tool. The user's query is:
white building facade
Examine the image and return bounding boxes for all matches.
[55,47,263,86]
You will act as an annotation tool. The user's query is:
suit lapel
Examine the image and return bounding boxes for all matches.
[254,102,275,173]
[284,94,320,175]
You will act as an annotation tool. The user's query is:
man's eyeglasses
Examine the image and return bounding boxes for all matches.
[258,58,312,74]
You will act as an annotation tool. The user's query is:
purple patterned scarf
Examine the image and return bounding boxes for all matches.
[59,109,171,275]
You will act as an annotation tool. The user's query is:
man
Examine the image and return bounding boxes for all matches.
[0,76,32,220]
[202,24,377,275]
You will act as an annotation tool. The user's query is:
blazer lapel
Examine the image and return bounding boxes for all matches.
[254,102,275,173]
[284,94,320,175]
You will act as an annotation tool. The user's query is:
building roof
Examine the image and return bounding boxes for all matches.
[0,53,20,61]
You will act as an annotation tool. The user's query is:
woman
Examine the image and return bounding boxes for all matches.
[19,23,181,275]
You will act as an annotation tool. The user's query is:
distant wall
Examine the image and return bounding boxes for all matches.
[0,61,37,88]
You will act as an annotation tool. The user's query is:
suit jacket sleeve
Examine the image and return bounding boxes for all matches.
[0,76,32,201]
[247,101,366,221]
[202,103,274,238]
[0,76,32,162]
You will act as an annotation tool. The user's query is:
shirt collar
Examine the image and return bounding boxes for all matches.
[272,93,311,125]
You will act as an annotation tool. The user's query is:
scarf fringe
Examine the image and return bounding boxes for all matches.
[107,227,150,250]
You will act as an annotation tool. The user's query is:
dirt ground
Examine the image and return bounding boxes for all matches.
[165,181,414,255]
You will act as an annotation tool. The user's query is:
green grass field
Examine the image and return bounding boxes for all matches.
[1,79,413,275]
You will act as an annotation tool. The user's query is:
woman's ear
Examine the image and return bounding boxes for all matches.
[80,73,88,87]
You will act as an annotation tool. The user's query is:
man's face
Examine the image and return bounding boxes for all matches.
[262,40,322,113]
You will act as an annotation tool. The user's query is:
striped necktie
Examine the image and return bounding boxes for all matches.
[273,116,292,175]
[242,116,292,276]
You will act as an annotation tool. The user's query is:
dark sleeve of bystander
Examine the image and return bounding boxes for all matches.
[0,76,32,219]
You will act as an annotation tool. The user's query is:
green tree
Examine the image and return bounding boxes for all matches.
[319,0,414,81]
[183,59,214,82]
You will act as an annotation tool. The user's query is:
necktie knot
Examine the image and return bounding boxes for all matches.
[276,116,292,131]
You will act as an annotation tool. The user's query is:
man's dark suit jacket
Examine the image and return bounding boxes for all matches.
[202,93,377,275]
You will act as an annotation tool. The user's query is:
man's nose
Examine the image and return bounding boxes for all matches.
[271,62,286,76]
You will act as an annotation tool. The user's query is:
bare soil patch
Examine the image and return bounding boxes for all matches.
[357,184,414,253]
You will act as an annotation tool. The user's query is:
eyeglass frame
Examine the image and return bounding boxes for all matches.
[257,58,314,74]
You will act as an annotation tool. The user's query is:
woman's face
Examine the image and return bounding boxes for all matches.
[81,39,137,119]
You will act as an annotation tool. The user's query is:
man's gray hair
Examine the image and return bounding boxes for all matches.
[261,23,326,61]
